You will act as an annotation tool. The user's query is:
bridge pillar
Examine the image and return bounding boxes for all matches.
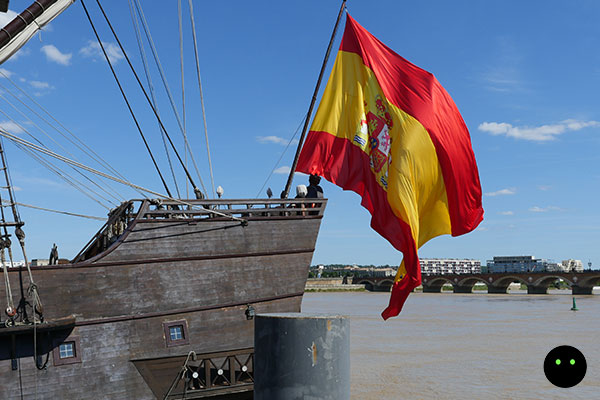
[422,285,442,293]
[372,284,392,292]
[453,285,473,294]
[487,286,508,294]
[527,285,548,294]
[572,286,593,295]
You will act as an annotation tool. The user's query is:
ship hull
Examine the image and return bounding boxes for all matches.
[0,198,325,399]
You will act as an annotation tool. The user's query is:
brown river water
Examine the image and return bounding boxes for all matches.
[302,290,600,400]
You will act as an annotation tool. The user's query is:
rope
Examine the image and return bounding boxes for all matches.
[188,0,216,199]
[255,113,307,198]
[0,138,42,320]
[80,0,174,198]
[128,0,181,198]
[11,140,112,210]
[1,250,14,318]
[178,0,188,198]
[163,351,197,399]
[0,128,247,223]
[94,0,205,197]
[0,93,122,205]
[1,200,105,221]
[133,0,207,198]
[0,69,145,200]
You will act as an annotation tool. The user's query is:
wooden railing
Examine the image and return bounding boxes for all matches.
[140,198,327,220]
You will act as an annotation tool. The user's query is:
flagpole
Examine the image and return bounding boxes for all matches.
[281,0,346,199]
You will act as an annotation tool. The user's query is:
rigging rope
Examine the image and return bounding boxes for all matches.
[178,0,188,198]
[0,138,42,329]
[80,0,174,198]
[188,0,216,199]
[0,112,114,209]
[255,113,307,198]
[0,69,146,200]
[0,128,246,223]
[90,0,205,198]
[128,0,181,199]
[0,93,122,205]
[13,142,112,210]
[133,0,208,198]
[1,200,105,221]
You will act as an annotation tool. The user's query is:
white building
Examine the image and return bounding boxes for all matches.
[3,260,25,268]
[561,259,584,272]
[420,258,481,275]
[486,256,560,273]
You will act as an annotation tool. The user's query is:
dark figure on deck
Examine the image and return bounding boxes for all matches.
[49,243,58,265]
[306,174,323,199]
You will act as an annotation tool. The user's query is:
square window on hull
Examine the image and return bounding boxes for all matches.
[163,320,190,347]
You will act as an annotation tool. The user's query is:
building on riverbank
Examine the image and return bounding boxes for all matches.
[486,255,564,273]
[561,259,584,272]
[419,258,481,274]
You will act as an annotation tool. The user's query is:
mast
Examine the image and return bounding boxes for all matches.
[0,0,75,65]
[282,0,346,199]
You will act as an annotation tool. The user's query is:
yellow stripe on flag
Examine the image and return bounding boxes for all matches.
[311,51,453,260]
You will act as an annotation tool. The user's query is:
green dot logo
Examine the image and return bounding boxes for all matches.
[544,345,586,388]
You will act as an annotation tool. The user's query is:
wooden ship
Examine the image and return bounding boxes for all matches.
[0,0,336,398]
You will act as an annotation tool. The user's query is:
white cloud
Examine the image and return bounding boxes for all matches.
[537,185,552,191]
[256,135,298,146]
[499,211,514,216]
[529,206,561,213]
[0,10,17,29]
[0,121,25,134]
[29,80,52,89]
[0,68,13,78]
[479,119,600,141]
[485,187,516,197]
[273,166,291,174]
[41,45,72,66]
[79,41,124,64]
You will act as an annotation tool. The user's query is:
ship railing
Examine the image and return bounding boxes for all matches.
[166,347,254,399]
[71,200,136,263]
[139,198,326,221]
[70,198,325,263]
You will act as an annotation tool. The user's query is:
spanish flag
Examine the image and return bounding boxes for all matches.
[296,14,484,319]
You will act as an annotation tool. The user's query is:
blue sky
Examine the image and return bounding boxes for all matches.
[0,0,599,268]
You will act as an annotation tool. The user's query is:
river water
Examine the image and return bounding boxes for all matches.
[302,290,600,399]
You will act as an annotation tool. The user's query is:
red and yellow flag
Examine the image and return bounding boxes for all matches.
[296,14,484,319]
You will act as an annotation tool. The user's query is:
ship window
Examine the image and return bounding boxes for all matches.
[163,320,190,347]
[53,336,82,366]
[169,325,183,341]
[59,342,75,358]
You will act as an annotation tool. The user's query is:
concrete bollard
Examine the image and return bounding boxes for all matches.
[254,313,350,400]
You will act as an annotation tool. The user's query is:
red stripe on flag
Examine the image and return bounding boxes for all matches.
[340,14,483,236]
[297,130,420,318]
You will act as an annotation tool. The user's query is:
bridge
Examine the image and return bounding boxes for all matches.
[352,271,600,295]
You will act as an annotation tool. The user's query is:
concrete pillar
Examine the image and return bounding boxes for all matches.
[453,285,473,293]
[254,313,350,400]
[527,285,548,294]
[572,286,593,295]
[372,284,392,292]
[422,285,442,293]
[487,286,508,294]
